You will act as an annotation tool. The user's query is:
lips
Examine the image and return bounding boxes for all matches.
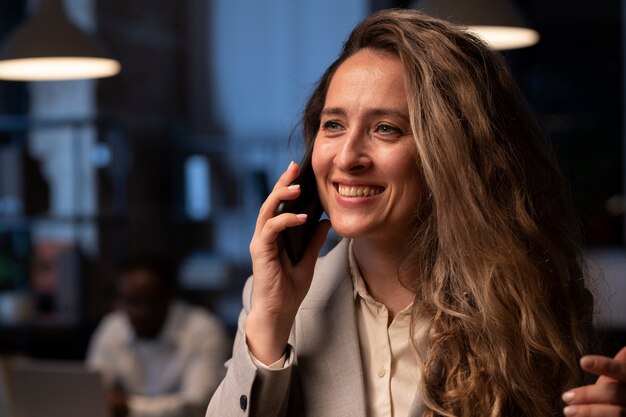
[337,184,384,197]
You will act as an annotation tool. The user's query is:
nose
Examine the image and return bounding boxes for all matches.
[334,128,371,173]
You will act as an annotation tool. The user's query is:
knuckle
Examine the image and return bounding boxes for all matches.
[258,200,272,216]
[606,382,620,398]
[574,390,588,403]
[606,360,620,374]
[262,215,275,230]
[249,241,258,257]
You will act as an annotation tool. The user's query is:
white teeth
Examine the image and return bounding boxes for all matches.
[338,184,383,197]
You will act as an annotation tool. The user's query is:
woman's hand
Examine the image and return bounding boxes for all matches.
[246,161,331,365]
[562,346,626,416]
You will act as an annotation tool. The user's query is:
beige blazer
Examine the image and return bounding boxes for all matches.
[206,239,425,417]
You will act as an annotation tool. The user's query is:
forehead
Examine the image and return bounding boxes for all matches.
[325,49,407,106]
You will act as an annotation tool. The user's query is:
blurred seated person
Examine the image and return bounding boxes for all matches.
[86,257,230,417]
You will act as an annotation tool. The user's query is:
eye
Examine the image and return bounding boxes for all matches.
[321,120,344,131]
[375,123,402,135]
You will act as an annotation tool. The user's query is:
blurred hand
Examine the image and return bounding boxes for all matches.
[108,386,129,417]
[246,161,331,364]
[562,346,626,416]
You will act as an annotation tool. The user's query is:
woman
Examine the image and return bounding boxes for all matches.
[207,9,626,417]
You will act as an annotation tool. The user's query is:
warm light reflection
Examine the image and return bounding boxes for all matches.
[0,57,121,81]
[467,26,540,50]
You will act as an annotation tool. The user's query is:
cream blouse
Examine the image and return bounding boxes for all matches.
[348,239,427,417]
[249,240,429,416]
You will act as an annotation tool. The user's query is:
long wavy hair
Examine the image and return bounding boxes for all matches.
[302,9,595,417]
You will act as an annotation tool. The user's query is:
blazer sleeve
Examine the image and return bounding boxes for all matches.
[205,277,293,417]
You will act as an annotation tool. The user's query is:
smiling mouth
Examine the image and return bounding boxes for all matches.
[337,184,384,197]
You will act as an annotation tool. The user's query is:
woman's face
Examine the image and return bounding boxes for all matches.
[312,48,425,242]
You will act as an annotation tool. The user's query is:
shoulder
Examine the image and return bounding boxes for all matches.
[167,301,230,355]
[88,310,131,351]
[170,301,226,335]
[93,310,129,336]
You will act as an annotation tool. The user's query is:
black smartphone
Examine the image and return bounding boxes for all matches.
[275,145,325,263]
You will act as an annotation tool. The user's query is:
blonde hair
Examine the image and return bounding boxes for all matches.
[302,9,595,417]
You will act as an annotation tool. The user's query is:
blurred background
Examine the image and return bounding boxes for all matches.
[0,0,623,361]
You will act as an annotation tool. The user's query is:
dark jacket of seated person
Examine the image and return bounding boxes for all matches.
[86,258,230,417]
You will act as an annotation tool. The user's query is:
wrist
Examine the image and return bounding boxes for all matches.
[246,309,295,365]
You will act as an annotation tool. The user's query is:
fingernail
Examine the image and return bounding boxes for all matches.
[562,391,575,402]
[296,214,307,220]
[563,405,577,416]
[288,161,295,169]
[580,356,595,368]
[287,184,300,190]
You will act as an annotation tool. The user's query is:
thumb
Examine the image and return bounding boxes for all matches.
[591,346,626,385]
[614,346,626,362]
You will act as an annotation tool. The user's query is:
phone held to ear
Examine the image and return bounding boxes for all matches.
[275,146,325,264]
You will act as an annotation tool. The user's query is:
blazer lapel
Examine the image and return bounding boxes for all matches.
[294,239,367,417]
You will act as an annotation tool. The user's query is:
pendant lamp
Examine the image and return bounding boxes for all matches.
[413,0,540,50]
[0,0,121,81]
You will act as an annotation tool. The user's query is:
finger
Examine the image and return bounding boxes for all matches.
[563,403,626,417]
[262,213,309,241]
[250,213,308,260]
[272,161,301,193]
[599,347,626,385]
[255,162,301,228]
[563,383,626,406]
[614,347,626,364]
[581,350,626,384]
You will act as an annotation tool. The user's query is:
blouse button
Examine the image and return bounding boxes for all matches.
[377,368,386,378]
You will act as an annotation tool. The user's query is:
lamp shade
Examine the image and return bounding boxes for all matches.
[0,0,120,81]
[413,0,540,50]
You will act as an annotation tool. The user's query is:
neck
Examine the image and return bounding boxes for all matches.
[352,238,414,320]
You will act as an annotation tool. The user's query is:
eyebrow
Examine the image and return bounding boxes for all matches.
[321,107,410,123]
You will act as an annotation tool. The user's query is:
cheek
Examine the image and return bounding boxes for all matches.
[311,139,329,179]
[401,163,427,205]
[312,140,332,209]
[388,151,424,195]
[311,142,321,177]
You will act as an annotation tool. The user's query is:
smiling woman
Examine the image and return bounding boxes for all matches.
[313,49,424,244]
[207,9,626,417]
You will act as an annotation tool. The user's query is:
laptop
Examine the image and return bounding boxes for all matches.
[7,359,108,417]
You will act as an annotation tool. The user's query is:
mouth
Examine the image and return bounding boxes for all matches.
[336,183,384,197]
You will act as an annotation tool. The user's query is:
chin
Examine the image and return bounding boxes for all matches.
[329,223,370,239]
